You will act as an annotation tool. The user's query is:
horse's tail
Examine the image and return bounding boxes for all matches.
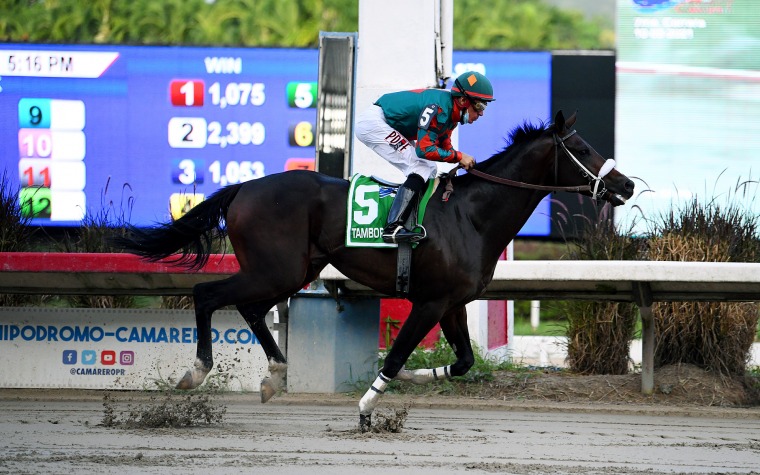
[113,184,243,270]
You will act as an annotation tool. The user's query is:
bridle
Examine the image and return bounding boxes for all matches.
[553,130,616,203]
[442,129,617,203]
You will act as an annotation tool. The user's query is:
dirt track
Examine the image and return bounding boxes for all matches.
[1,390,760,474]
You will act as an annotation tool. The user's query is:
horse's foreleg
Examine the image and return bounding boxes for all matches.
[394,306,472,384]
[237,300,288,403]
[359,304,442,432]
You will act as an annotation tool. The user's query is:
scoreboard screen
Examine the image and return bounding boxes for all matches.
[0,44,551,235]
[0,44,318,225]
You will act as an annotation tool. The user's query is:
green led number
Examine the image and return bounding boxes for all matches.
[287,82,318,109]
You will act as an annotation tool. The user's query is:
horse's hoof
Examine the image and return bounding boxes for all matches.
[359,414,371,433]
[260,377,277,403]
[175,370,195,390]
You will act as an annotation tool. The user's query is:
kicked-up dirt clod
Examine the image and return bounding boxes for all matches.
[101,390,226,428]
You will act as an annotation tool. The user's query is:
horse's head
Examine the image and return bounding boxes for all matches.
[551,110,634,206]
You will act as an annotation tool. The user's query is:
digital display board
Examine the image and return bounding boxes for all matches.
[454,51,552,236]
[0,44,551,235]
[0,45,319,226]
[616,0,760,233]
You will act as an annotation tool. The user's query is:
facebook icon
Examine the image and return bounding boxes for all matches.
[62,350,77,365]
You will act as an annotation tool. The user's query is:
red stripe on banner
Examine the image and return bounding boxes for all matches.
[0,253,240,274]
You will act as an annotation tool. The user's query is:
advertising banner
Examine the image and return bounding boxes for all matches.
[0,307,276,391]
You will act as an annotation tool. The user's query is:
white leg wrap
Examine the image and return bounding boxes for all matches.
[395,365,451,385]
[359,373,390,415]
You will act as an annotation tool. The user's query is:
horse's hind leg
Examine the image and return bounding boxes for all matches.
[176,273,277,390]
[439,306,475,376]
[237,300,288,403]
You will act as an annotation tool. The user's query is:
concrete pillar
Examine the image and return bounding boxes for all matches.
[287,296,380,393]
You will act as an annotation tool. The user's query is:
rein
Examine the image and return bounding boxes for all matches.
[442,130,615,202]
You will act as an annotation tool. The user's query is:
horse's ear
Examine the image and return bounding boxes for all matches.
[553,110,566,134]
[565,110,578,129]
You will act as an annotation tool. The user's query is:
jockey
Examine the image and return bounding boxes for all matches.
[355,71,495,243]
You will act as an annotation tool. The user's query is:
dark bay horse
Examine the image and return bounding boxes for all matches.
[114,111,634,431]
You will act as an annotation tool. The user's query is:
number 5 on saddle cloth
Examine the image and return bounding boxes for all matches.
[345,174,437,295]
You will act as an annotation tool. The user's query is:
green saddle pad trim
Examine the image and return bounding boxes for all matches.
[345,175,436,248]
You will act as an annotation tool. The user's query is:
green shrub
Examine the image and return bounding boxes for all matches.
[0,0,605,50]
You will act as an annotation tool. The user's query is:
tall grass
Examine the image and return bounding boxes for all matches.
[0,172,231,311]
[646,192,760,376]
[57,179,138,309]
[560,203,644,374]
[53,179,205,310]
[0,170,32,252]
[560,179,760,377]
[0,171,42,306]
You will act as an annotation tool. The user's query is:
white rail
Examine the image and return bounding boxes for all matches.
[320,260,760,394]
[3,254,759,395]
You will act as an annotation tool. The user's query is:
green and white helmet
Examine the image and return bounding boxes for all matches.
[451,71,495,102]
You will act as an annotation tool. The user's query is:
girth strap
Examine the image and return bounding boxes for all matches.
[396,242,412,296]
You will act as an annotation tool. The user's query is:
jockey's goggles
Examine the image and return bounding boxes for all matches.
[471,99,488,112]
[455,78,488,112]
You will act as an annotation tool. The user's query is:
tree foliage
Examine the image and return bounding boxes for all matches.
[454,0,613,50]
[0,0,611,50]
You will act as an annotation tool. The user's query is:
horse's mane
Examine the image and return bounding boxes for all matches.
[439,119,550,181]
[474,119,550,171]
[501,119,549,155]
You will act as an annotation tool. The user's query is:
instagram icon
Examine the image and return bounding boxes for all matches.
[120,351,135,365]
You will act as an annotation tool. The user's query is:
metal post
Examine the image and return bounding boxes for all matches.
[631,281,654,395]
[530,300,541,331]
[639,304,654,394]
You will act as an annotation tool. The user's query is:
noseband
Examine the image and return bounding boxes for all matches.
[442,130,616,202]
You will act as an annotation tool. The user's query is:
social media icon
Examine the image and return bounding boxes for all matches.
[82,350,96,365]
[62,350,77,365]
[101,350,116,365]
[120,351,134,366]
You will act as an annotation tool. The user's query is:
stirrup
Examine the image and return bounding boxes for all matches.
[382,225,426,244]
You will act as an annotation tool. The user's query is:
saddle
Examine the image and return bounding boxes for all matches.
[345,175,437,296]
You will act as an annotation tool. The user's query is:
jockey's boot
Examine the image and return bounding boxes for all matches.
[382,182,425,244]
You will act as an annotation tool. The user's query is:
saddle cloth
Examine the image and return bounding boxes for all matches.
[345,175,437,248]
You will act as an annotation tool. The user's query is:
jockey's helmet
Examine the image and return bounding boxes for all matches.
[451,71,494,102]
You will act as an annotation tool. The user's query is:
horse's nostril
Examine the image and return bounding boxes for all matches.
[625,180,635,192]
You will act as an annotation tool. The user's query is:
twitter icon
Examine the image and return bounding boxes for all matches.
[82,350,96,365]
